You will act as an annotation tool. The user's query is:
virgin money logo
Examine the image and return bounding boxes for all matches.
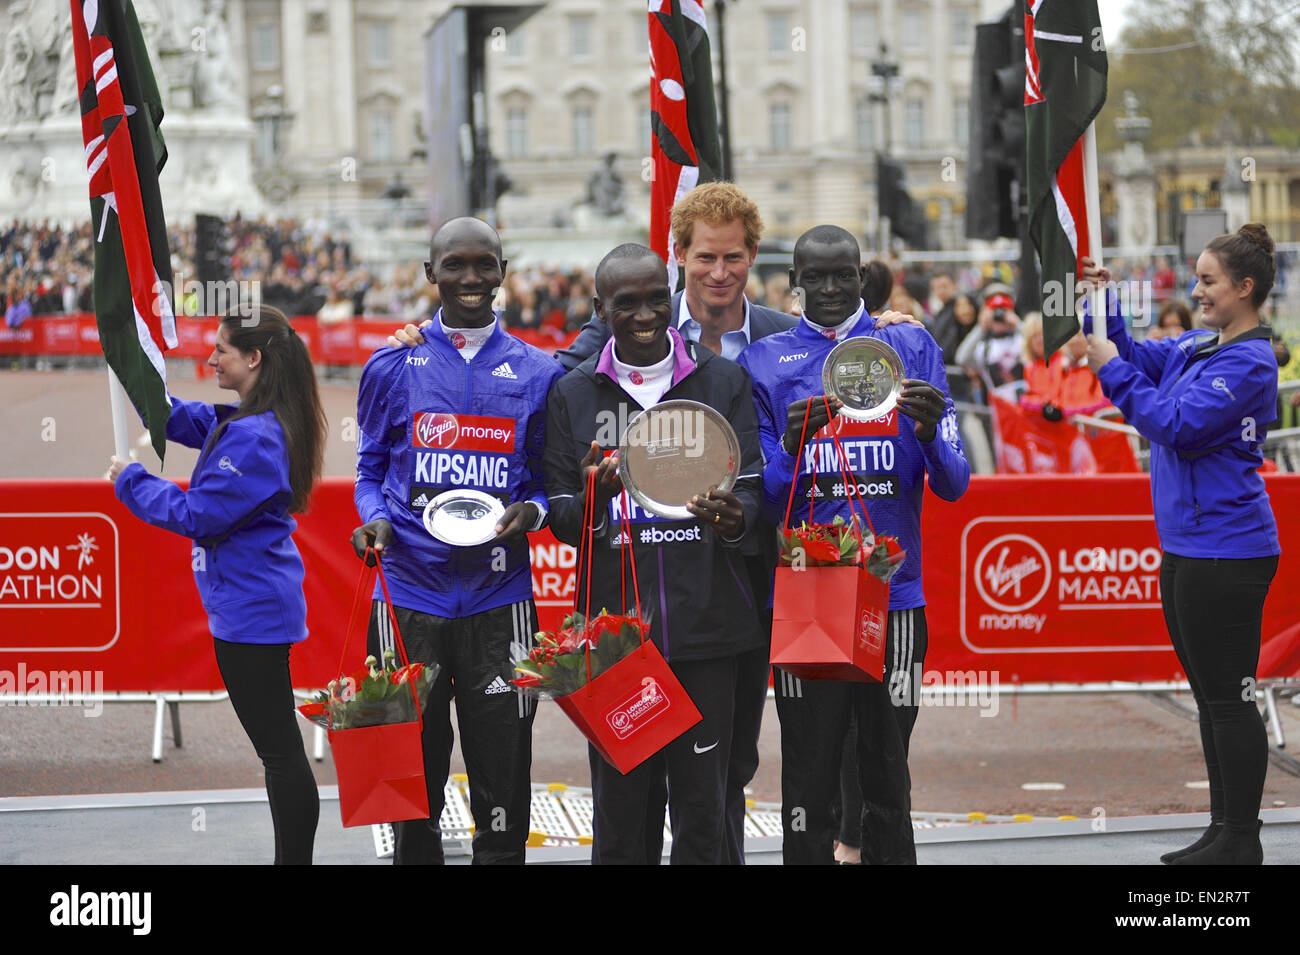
[414,413,460,449]
[973,534,1051,613]
[413,412,516,452]
[830,410,898,437]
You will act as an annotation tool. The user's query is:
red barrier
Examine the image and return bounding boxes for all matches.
[0,314,580,363]
[923,474,1300,683]
[3,475,1297,692]
[990,394,1139,474]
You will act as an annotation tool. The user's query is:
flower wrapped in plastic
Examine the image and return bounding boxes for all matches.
[298,649,440,730]
[778,514,906,581]
[863,534,906,582]
[511,609,652,699]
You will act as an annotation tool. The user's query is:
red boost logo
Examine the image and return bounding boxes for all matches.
[412,412,516,452]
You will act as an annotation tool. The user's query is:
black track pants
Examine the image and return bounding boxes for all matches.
[774,608,927,865]
[213,639,319,865]
[1160,552,1277,831]
[368,600,537,865]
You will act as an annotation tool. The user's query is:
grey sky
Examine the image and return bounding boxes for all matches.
[1096,0,1134,44]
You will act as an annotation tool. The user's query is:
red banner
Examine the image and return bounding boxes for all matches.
[922,474,1300,683]
[2,476,1297,692]
[0,315,579,364]
[990,393,1139,474]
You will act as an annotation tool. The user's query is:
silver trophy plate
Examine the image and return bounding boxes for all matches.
[422,489,505,546]
[618,399,741,521]
[821,336,906,421]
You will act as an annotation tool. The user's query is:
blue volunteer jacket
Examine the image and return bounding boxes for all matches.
[355,315,565,616]
[1087,298,1280,559]
[115,399,307,644]
[738,308,970,610]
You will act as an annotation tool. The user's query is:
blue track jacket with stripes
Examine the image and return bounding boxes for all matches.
[738,308,970,610]
[355,316,564,617]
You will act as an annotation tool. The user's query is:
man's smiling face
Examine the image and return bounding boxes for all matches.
[596,253,673,366]
[791,238,865,328]
[425,219,506,328]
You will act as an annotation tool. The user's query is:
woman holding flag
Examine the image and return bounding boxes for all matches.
[1084,225,1281,865]
[108,305,327,865]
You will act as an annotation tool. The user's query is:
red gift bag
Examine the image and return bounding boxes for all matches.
[325,553,430,828]
[554,478,701,774]
[770,398,889,682]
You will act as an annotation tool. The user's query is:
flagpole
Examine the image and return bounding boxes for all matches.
[1082,121,1107,342]
[107,366,131,461]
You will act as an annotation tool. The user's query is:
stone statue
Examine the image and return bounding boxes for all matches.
[193,0,243,112]
[0,18,38,125]
[585,152,625,217]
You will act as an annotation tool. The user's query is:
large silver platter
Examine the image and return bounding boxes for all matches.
[422,488,505,546]
[618,399,740,521]
[821,336,906,421]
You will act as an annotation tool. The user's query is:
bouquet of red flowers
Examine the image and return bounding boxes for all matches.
[779,515,906,581]
[512,609,652,699]
[779,515,863,566]
[298,649,439,730]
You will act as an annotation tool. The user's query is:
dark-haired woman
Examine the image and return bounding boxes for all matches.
[1151,299,1193,340]
[109,306,327,864]
[1085,223,1281,865]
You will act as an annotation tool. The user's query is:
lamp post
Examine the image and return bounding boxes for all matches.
[714,0,734,181]
[869,43,899,156]
[869,43,899,252]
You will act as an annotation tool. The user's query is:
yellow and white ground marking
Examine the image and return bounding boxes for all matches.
[370,775,1024,859]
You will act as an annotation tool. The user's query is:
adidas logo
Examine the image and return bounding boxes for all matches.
[484,676,513,695]
[491,362,517,379]
[611,532,629,546]
[412,493,430,508]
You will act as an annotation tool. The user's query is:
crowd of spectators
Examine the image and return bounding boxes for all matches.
[2,217,605,334]
[2,221,96,324]
[5,217,1290,372]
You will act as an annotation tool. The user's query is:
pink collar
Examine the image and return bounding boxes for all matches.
[595,325,696,391]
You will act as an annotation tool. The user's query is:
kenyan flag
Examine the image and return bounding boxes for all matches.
[1024,0,1107,357]
[648,0,722,290]
[70,0,176,462]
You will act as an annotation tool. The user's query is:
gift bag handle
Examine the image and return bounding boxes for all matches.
[328,549,422,731]
[779,396,878,557]
[573,466,649,695]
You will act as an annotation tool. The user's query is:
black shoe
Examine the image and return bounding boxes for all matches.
[1160,822,1222,865]
[1171,820,1262,866]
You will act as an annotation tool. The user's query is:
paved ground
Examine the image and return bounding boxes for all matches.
[5,688,1300,823]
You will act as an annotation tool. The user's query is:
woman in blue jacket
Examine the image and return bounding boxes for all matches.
[1085,223,1281,865]
[109,306,327,864]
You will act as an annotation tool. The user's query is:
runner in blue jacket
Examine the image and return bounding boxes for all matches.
[1084,224,1281,865]
[737,225,969,865]
[352,217,563,865]
[111,306,326,864]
